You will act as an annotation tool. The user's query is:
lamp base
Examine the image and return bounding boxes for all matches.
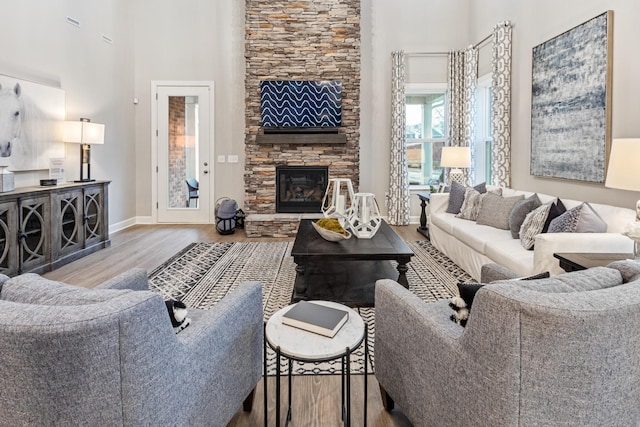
[74,179,95,183]
[447,168,466,186]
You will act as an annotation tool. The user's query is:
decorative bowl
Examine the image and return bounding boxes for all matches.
[311,221,351,242]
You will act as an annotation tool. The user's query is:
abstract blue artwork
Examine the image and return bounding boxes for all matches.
[530,11,612,183]
[260,80,342,128]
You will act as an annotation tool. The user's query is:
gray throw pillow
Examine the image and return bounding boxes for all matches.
[508,194,542,238]
[446,181,486,214]
[476,193,524,230]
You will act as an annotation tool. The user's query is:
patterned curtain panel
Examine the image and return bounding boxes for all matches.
[491,21,513,187]
[388,51,410,226]
[446,47,478,183]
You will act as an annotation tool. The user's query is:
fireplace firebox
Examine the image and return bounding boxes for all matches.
[276,166,328,213]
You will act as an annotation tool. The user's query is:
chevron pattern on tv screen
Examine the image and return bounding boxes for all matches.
[260,80,342,128]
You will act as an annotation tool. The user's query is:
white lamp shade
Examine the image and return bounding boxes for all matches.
[605,138,640,192]
[63,121,105,145]
[440,146,471,168]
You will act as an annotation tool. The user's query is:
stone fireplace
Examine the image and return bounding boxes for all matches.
[244,0,361,237]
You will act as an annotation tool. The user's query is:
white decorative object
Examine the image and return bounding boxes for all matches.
[0,166,14,192]
[321,178,355,226]
[347,192,382,239]
[311,221,351,242]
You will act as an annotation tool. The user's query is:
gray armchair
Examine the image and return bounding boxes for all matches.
[0,269,263,426]
[375,261,640,426]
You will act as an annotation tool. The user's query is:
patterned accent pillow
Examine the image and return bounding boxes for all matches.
[476,193,524,230]
[457,187,501,221]
[519,203,552,250]
[509,194,542,239]
[548,205,582,232]
[446,181,486,214]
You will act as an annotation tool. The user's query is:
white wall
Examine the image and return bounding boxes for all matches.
[470,0,640,211]
[0,0,136,227]
[360,0,472,220]
[132,0,245,218]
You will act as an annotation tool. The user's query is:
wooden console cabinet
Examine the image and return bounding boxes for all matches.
[0,181,110,276]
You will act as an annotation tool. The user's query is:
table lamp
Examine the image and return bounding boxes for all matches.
[440,146,471,185]
[605,138,640,259]
[63,118,105,182]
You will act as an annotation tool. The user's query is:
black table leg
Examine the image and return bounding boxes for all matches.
[346,346,351,427]
[364,323,368,427]
[275,346,281,427]
[263,324,268,427]
[396,259,410,289]
[287,359,292,422]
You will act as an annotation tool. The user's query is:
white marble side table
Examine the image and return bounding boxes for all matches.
[263,301,368,427]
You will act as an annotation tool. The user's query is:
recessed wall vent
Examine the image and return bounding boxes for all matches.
[101,34,113,44]
[66,16,80,28]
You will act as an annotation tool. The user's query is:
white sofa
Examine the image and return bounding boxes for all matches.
[428,187,635,280]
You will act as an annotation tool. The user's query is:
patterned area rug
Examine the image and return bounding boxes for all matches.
[148,240,472,375]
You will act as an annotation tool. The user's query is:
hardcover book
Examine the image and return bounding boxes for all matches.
[282,301,349,338]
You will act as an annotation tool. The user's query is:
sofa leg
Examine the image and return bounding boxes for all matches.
[243,387,256,412]
[379,384,395,411]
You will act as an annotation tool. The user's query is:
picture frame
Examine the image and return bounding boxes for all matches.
[0,74,65,171]
[530,11,613,183]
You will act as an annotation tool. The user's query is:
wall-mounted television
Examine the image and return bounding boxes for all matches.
[260,80,342,129]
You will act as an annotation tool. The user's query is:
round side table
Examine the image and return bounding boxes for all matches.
[263,300,368,426]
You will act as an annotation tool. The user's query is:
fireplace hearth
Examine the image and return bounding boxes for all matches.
[276,166,328,213]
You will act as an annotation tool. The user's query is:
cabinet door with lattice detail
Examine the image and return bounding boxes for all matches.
[18,196,51,274]
[0,202,18,276]
[83,187,104,247]
[52,190,84,259]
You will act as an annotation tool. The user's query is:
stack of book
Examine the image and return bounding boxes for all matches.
[282,301,349,338]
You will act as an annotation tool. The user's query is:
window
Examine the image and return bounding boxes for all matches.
[405,84,447,188]
[474,74,493,185]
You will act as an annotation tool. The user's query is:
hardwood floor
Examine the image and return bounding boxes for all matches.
[43,223,420,426]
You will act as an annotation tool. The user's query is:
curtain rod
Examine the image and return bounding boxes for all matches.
[405,32,493,57]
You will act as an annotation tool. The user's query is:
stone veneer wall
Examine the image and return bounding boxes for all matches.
[244,0,361,222]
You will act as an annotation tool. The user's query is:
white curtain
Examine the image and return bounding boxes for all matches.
[491,21,513,187]
[388,51,410,226]
[446,47,478,183]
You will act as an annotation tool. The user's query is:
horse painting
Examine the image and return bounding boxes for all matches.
[0,83,23,158]
[0,74,65,171]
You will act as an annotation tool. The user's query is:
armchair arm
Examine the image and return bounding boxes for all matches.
[534,232,634,276]
[95,268,149,291]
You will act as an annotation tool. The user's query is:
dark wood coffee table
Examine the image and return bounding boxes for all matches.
[291,219,414,306]
[553,252,632,272]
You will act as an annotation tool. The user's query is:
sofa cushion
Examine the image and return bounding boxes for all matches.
[509,194,542,239]
[519,203,552,250]
[452,220,510,254]
[446,181,486,214]
[484,238,535,276]
[476,193,524,230]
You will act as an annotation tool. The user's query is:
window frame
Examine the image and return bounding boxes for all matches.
[405,83,448,190]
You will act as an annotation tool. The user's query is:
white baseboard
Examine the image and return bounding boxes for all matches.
[109,216,153,234]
